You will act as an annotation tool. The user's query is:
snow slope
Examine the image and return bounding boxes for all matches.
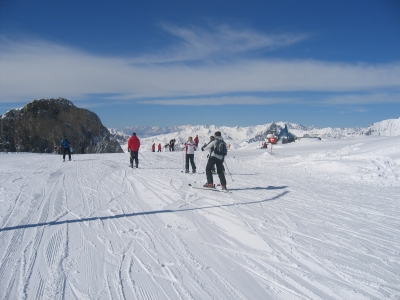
[0,136,399,299]
[357,117,400,137]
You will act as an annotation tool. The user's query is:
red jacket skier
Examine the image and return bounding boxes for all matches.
[128,133,140,168]
[194,135,199,147]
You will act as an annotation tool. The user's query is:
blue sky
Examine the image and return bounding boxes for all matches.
[0,0,399,129]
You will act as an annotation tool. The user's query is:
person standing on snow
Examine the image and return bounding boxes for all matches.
[203,135,224,174]
[152,143,155,152]
[194,135,199,148]
[201,131,227,190]
[157,143,162,152]
[128,132,140,168]
[184,136,197,173]
[60,136,72,162]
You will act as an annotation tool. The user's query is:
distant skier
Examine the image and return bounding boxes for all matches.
[157,143,162,152]
[184,136,197,173]
[201,131,227,190]
[128,132,140,168]
[152,143,155,152]
[169,139,176,151]
[60,136,72,162]
[194,135,199,148]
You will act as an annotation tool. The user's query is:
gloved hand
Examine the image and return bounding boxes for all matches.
[201,147,204,151]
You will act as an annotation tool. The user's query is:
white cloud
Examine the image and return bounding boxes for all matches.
[0,31,399,106]
[137,96,298,106]
[131,24,309,64]
[322,93,400,105]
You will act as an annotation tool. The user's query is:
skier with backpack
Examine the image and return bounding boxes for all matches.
[203,135,224,174]
[60,136,72,162]
[201,131,228,190]
[184,136,197,173]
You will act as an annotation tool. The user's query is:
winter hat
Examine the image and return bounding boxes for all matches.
[132,132,136,135]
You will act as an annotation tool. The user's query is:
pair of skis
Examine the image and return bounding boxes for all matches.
[188,183,231,193]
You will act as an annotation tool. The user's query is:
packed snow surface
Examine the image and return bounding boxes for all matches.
[0,136,399,299]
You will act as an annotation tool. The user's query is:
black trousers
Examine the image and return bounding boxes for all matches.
[130,151,139,167]
[185,154,196,170]
[63,147,71,160]
[206,156,226,185]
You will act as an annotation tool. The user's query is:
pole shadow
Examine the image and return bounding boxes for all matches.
[228,186,288,191]
[0,191,289,232]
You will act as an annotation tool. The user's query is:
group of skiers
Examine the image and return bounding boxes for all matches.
[127,132,228,190]
[151,143,162,152]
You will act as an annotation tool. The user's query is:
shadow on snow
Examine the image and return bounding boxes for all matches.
[228,186,288,191]
[0,191,289,233]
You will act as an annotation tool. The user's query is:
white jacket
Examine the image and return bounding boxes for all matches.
[203,136,224,160]
[184,141,197,154]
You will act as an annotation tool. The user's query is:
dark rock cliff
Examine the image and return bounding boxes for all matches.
[0,98,123,153]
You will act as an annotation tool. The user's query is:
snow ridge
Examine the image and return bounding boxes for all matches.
[109,117,400,152]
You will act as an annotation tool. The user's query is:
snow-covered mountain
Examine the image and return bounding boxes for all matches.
[109,117,400,152]
[356,117,400,137]
[109,125,191,138]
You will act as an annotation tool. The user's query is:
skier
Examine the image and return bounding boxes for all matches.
[203,136,224,174]
[184,136,197,173]
[194,135,199,148]
[157,143,162,152]
[201,131,227,190]
[169,139,176,151]
[128,132,140,168]
[152,143,155,152]
[60,136,72,162]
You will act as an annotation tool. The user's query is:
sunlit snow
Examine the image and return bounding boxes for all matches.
[0,135,399,299]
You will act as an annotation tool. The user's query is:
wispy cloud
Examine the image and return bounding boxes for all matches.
[132,24,309,64]
[136,95,299,106]
[0,26,399,106]
[321,93,400,105]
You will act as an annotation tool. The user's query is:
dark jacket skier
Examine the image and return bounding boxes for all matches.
[201,131,227,190]
[60,136,72,162]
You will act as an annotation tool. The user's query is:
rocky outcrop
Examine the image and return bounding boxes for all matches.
[0,98,123,153]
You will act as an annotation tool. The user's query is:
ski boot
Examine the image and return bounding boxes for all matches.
[203,183,215,188]
[185,169,190,173]
[192,169,196,173]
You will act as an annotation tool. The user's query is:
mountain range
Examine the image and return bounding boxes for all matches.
[109,117,400,151]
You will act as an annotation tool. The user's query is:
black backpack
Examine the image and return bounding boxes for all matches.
[213,139,227,156]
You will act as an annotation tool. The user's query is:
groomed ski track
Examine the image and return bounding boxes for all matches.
[0,136,399,299]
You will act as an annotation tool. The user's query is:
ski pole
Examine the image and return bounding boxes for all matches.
[198,151,204,170]
[139,152,153,165]
[223,160,234,182]
[139,151,153,166]
[182,147,185,169]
